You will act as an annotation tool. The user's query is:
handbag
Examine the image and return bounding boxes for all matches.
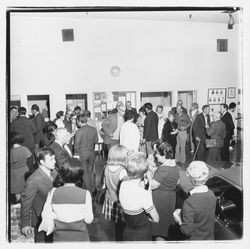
[38,188,56,235]
[95,165,106,205]
[205,138,217,148]
[95,187,106,205]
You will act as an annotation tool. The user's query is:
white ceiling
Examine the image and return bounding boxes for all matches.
[14,10,240,24]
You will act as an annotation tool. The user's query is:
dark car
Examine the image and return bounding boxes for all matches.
[176,166,243,240]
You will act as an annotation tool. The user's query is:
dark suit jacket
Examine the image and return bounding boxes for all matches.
[10,116,37,151]
[21,167,54,228]
[63,117,72,133]
[143,111,159,141]
[101,112,121,144]
[221,111,235,138]
[206,120,226,148]
[192,113,211,141]
[33,113,45,145]
[74,124,98,158]
[49,141,71,169]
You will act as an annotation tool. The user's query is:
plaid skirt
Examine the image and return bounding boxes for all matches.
[102,198,124,223]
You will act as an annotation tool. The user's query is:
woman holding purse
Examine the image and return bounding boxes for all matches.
[206,112,226,162]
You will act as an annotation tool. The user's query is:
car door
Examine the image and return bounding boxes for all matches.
[206,176,243,240]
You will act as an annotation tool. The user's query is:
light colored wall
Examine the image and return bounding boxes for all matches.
[10,13,241,118]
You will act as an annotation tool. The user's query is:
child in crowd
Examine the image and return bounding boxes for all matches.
[102,144,128,241]
[119,152,159,241]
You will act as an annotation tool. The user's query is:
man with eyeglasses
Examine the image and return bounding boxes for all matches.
[101,101,125,151]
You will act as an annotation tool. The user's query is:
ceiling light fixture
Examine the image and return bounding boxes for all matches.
[228,12,234,29]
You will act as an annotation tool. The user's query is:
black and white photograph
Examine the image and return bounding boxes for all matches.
[1,0,249,248]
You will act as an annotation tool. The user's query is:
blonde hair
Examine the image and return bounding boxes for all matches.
[107,144,128,168]
[126,152,148,179]
[186,161,209,185]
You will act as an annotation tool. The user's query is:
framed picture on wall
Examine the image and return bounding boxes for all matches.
[207,88,226,105]
[228,87,236,98]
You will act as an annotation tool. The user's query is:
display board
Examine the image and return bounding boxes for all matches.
[93,91,136,121]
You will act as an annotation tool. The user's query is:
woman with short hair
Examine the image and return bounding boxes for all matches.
[120,110,140,152]
[10,132,32,203]
[119,152,159,241]
[173,161,216,240]
[161,111,178,158]
[150,140,180,240]
[43,121,57,147]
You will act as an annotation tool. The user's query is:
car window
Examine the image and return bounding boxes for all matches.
[206,176,243,238]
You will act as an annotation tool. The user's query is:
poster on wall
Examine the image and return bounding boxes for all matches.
[207,88,226,105]
[228,87,236,98]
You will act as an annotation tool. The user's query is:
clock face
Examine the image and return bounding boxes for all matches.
[110,65,121,77]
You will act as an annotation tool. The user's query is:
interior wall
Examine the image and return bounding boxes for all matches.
[10,13,241,117]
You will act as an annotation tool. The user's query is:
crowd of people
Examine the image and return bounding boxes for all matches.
[9,99,237,242]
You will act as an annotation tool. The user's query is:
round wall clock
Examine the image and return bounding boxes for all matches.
[110,65,121,77]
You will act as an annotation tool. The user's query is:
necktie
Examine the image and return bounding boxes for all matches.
[49,171,54,181]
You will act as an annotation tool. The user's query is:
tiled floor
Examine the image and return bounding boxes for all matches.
[9,132,242,242]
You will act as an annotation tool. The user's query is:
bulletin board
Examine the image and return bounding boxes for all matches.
[93,91,136,121]
[207,88,226,105]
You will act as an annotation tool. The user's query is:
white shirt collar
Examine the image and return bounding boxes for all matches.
[222,110,227,117]
[189,185,208,195]
[160,159,176,167]
[34,112,39,117]
[39,165,52,178]
[55,140,63,147]
[192,109,197,116]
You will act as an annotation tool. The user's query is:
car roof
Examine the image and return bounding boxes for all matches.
[207,166,243,191]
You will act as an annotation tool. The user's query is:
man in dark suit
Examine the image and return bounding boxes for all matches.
[11,107,37,171]
[192,105,211,161]
[220,104,235,162]
[21,148,56,242]
[49,127,72,170]
[75,114,98,194]
[63,109,73,133]
[31,104,45,149]
[126,101,137,122]
[143,102,159,155]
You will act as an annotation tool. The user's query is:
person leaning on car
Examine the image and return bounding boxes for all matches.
[173,161,216,240]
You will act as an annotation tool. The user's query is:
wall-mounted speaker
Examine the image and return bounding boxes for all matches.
[62,29,74,42]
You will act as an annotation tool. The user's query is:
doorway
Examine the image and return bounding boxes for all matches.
[140,92,172,109]
[177,91,197,111]
[66,94,87,112]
